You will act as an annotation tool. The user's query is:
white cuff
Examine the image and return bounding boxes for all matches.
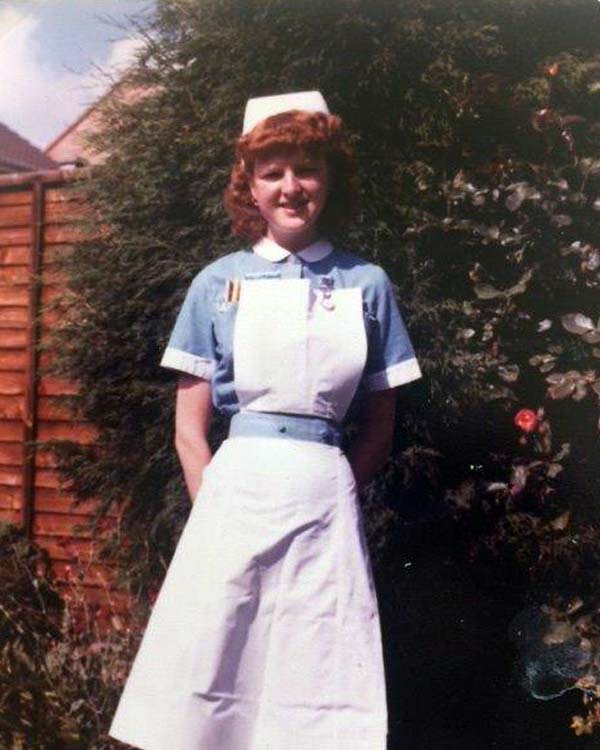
[365,357,422,391]
[160,347,215,379]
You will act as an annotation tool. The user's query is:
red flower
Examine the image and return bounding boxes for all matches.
[545,62,560,77]
[514,409,539,433]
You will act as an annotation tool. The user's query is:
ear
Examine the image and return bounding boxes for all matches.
[249,176,258,205]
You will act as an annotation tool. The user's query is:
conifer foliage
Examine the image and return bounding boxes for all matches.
[50,0,600,740]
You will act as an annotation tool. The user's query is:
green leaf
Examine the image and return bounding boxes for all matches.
[561,313,595,334]
[550,214,573,227]
[474,283,503,299]
[498,364,520,382]
[550,510,569,529]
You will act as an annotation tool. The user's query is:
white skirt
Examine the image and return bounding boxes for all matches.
[108,436,388,750]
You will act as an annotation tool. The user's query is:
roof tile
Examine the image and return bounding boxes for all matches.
[0,122,58,172]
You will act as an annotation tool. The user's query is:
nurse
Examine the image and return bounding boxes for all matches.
[109,91,422,750]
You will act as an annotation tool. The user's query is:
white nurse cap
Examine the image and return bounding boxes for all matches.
[242,90,330,135]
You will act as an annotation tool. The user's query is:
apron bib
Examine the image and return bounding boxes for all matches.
[232,278,367,421]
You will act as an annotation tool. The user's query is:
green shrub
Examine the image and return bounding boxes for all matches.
[0,523,145,749]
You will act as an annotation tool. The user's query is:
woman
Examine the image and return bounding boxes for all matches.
[109,90,422,750]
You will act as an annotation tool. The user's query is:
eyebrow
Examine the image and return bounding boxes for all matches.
[257,158,321,171]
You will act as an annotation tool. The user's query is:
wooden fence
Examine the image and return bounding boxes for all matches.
[0,168,126,613]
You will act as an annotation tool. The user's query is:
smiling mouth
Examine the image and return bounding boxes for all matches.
[280,202,308,210]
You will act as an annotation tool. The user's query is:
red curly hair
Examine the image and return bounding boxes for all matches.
[224,110,359,243]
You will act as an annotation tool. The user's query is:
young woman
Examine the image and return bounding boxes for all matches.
[109,90,422,750]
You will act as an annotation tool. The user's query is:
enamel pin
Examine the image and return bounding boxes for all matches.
[318,276,335,310]
[225,278,241,303]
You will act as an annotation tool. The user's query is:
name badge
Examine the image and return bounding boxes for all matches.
[243,271,282,280]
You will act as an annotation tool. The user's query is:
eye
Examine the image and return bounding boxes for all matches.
[296,165,320,176]
[260,169,283,180]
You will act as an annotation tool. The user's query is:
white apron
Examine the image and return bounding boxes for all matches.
[108,279,388,750]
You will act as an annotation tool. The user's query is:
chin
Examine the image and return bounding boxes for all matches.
[277,222,313,235]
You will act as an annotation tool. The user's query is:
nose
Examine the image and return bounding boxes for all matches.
[281,169,301,194]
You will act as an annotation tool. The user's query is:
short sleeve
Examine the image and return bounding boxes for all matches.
[160,270,217,380]
[362,268,422,392]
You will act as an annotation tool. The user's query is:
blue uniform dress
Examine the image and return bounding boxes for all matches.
[109,237,421,750]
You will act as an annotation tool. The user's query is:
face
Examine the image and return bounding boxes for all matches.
[250,148,330,250]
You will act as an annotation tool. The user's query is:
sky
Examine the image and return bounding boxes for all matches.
[0,0,154,150]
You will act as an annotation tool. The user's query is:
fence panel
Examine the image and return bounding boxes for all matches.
[0,170,123,619]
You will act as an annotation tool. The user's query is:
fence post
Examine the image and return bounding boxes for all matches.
[21,179,44,537]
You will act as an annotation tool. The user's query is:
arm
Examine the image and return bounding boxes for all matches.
[175,374,213,502]
[346,387,397,492]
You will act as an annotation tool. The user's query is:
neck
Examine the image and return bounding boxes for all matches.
[266,228,319,253]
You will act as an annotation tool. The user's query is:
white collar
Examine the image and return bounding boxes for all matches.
[253,236,333,263]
